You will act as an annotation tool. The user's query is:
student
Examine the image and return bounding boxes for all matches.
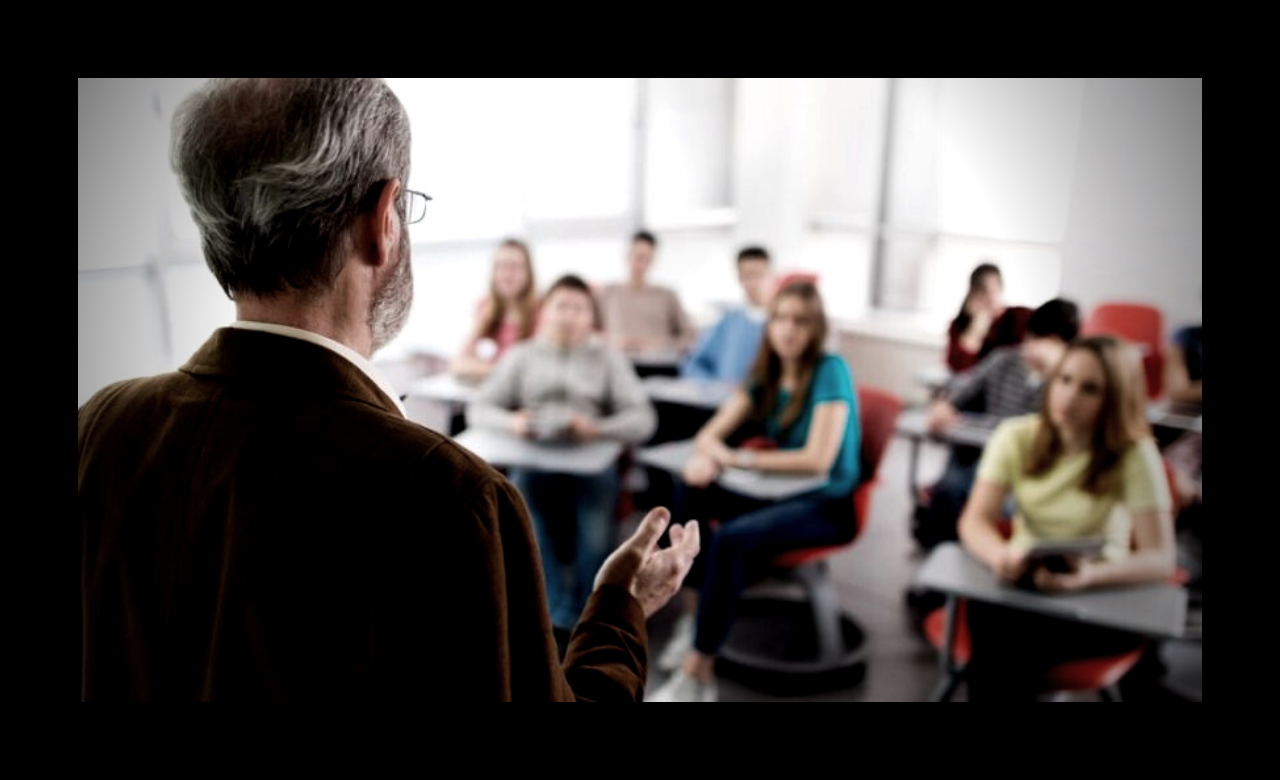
[598,231,694,356]
[680,246,774,383]
[913,298,1081,550]
[946,263,1031,372]
[649,281,860,702]
[467,274,657,633]
[451,239,538,382]
[957,335,1176,700]
[1164,322,1202,405]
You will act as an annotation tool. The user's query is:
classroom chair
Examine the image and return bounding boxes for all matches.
[1082,302,1165,399]
[716,386,903,693]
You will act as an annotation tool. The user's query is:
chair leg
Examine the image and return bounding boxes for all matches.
[796,562,844,663]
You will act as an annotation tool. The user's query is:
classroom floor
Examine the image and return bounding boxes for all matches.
[635,430,1204,703]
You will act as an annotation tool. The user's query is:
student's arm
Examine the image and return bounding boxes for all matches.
[726,401,847,476]
[1164,343,1203,404]
[466,348,531,435]
[679,318,725,380]
[682,388,754,486]
[451,302,496,381]
[957,420,1028,583]
[958,478,1027,583]
[930,350,1001,432]
[670,290,696,352]
[591,352,657,443]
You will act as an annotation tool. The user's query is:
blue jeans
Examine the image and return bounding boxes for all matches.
[508,467,619,630]
[675,485,855,656]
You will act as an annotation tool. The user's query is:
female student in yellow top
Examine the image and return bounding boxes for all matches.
[958,335,1176,700]
[451,239,539,381]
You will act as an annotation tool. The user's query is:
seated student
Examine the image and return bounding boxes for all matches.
[946,262,1032,373]
[467,274,656,633]
[680,246,774,383]
[599,231,694,358]
[1164,322,1202,405]
[957,335,1176,701]
[649,281,861,702]
[451,239,539,382]
[913,298,1081,550]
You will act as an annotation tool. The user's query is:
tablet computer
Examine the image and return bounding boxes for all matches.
[1024,537,1106,561]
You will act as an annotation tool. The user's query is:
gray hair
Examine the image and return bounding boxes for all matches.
[171,79,411,299]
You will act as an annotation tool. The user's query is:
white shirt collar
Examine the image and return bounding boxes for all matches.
[229,321,406,417]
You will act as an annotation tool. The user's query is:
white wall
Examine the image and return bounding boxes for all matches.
[1060,78,1203,335]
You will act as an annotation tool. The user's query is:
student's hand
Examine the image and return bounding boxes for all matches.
[993,545,1029,584]
[510,409,535,438]
[927,401,959,435]
[695,435,734,466]
[568,413,599,442]
[1034,559,1093,592]
[682,453,721,488]
[594,507,700,619]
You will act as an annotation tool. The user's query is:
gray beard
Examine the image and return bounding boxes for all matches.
[369,232,413,354]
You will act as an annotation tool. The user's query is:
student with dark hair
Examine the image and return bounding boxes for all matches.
[959,336,1175,700]
[468,274,657,633]
[914,298,1081,550]
[649,281,861,702]
[599,231,694,357]
[946,263,1031,372]
[451,238,539,381]
[680,246,774,383]
[1165,322,1202,405]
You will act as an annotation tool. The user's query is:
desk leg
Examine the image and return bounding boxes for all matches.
[929,594,963,702]
[908,437,921,503]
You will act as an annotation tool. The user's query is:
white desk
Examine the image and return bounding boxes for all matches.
[453,427,622,476]
[642,376,737,411]
[915,365,953,395]
[895,407,1001,501]
[629,350,684,371]
[1146,401,1203,433]
[407,373,481,406]
[636,439,827,501]
[914,543,1187,701]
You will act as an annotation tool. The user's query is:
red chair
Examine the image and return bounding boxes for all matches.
[1082,302,1165,399]
[717,386,903,692]
[775,271,819,293]
[922,456,1186,701]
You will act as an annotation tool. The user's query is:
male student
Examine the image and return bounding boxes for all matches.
[598,231,694,356]
[680,246,774,383]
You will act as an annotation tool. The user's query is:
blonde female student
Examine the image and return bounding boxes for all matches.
[958,335,1176,700]
[650,281,860,702]
[451,239,538,381]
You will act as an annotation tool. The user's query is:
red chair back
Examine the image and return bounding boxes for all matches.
[1082,302,1165,398]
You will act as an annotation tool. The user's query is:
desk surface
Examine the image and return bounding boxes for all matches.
[642,376,737,410]
[915,365,953,392]
[1147,401,1203,433]
[636,439,828,501]
[628,350,684,369]
[407,373,481,406]
[896,407,1000,449]
[453,427,622,475]
[914,543,1186,639]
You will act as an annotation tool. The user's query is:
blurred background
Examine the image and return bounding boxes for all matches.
[78,78,1202,406]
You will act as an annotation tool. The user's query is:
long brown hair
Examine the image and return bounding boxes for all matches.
[1027,335,1151,493]
[478,238,537,341]
[746,280,828,432]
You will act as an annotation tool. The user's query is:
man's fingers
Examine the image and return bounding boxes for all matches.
[674,520,700,559]
[626,507,670,554]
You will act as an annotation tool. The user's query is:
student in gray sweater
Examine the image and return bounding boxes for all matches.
[468,274,656,630]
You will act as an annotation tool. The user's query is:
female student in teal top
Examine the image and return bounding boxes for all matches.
[650,281,860,702]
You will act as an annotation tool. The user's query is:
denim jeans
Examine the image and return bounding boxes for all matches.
[508,467,620,630]
[674,484,855,656]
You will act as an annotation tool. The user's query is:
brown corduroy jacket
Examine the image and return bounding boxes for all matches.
[78,328,647,701]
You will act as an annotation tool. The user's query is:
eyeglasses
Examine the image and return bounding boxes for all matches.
[405,189,432,225]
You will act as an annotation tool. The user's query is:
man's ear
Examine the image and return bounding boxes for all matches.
[369,178,403,269]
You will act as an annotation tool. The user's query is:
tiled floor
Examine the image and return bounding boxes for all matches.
[637,430,1203,702]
